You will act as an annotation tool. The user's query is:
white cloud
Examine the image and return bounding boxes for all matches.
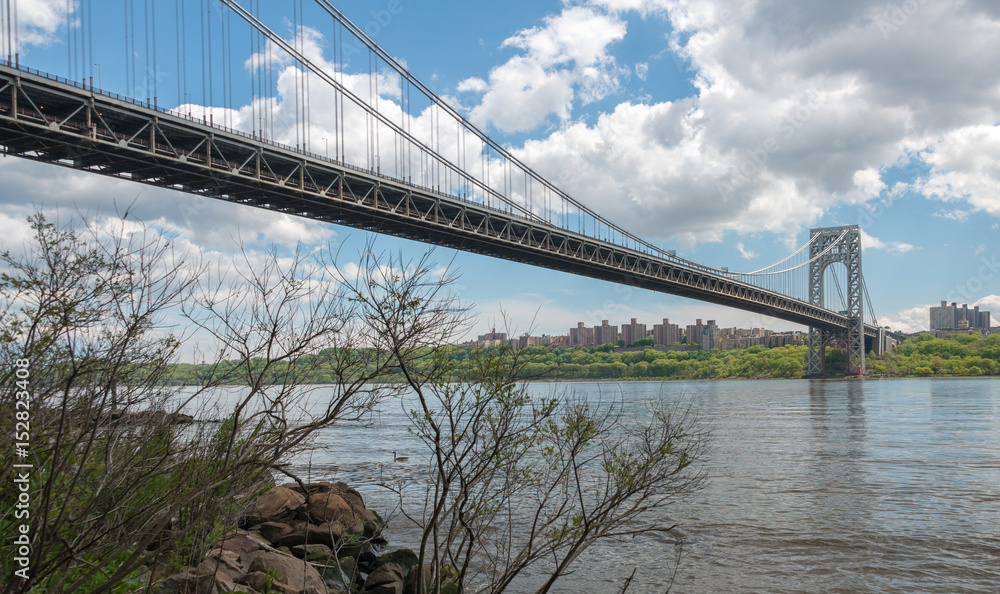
[735,241,756,259]
[859,229,916,255]
[635,62,649,81]
[468,6,628,133]
[974,294,1000,315]
[457,77,489,93]
[934,209,971,222]
[916,124,1000,217]
[15,0,71,48]
[881,305,931,334]
[497,1,1000,243]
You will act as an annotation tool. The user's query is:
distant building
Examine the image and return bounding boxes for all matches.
[621,318,648,346]
[476,328,509,347]
[518,334,547,348]
[569,322,595,347]
[652,318,680,346]
[768,331,807,348]
[686,319,705,347]
[699,320,721,350]
[594,320,619,346]
[930,301,991,331]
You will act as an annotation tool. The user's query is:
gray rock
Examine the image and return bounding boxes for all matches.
[369,548,419,576]
[291,543,333,562]
[365,562,404,593]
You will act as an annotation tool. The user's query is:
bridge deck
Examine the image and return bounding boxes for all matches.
[0,64,886,338]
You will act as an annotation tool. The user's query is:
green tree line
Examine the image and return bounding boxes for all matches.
[163,333,1000,384]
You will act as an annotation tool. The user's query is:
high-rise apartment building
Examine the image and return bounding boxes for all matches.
[929,301,991,331]
[652,318,680,346]
[569,322,595,347]
[686,319,704,347]
[699,320,721,350]
[594,320,619,346]
[621,318,648,346]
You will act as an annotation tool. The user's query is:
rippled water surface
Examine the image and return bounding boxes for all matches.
[285,378,1000,593]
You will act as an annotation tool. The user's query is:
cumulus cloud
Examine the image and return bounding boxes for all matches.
[468,6,628,133]
[881,305,932,334]
[975,294,1000,314]
[859,229,916,255]
[492,0,1000,243]
[13,0,71,48]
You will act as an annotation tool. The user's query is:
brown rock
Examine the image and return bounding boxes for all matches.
[154,570,216,594]
[215,531,262,555]
[275,521,309,548]
[280,481,334,496]
[332,482,366,513]
[307,492,353,524]
[247,487,306,525]
[242,549,326,594]
[214,577,258,594]
[306,521,344,547]
[255,521,295,545]
[237,572,271,593]
[197,549,244,582]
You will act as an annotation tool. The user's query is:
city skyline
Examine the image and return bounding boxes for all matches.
[0,1,998,349]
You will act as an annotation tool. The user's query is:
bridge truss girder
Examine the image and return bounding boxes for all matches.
[0,65,892,352]
[807,226,864,376]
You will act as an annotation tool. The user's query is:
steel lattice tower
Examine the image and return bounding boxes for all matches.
[807,225,865,376]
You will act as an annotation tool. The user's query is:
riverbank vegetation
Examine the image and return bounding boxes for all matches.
[0,211,706,593]
[163,333,1000,384]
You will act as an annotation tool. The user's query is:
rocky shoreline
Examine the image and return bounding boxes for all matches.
[155,480,426,594]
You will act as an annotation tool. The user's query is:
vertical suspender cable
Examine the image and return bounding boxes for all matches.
[66,0,72,77]
[12,0,17,66]
[207,0,212,116]
[182,0,188,115]
[175,0,181,106]
[151,0,157,105]
[199,0,206,114]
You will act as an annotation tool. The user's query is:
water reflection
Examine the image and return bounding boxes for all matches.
[186,379,1000,593]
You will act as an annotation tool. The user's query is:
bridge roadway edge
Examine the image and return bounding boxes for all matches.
[0,64,893,343]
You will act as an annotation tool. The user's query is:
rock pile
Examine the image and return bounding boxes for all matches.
[155,481,422,594]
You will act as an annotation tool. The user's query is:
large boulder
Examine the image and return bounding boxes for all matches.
[307,492,354,524]
[275,521,310,548]
[154,569,216,594]
[247,487,306,525]
[213,530,262,556]
[332,482,366,514]
[306,521,344,547]
[197,549,245,582]
[254,521,295,545]
[291,543,333,562]
[370,548,419,576]
[242,549,326,594]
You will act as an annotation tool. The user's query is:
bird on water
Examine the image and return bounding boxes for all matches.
[393,451,408,462]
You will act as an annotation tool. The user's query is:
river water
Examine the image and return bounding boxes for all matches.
[283,378,1000,593]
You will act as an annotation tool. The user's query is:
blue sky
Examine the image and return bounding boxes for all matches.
[1,0,999,350]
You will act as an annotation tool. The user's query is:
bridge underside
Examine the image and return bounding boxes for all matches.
[0,65,889,357]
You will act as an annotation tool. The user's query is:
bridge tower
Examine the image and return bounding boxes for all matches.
[806,225,865,376]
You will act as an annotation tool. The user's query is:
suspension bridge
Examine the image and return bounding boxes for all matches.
[0,0,899,375]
